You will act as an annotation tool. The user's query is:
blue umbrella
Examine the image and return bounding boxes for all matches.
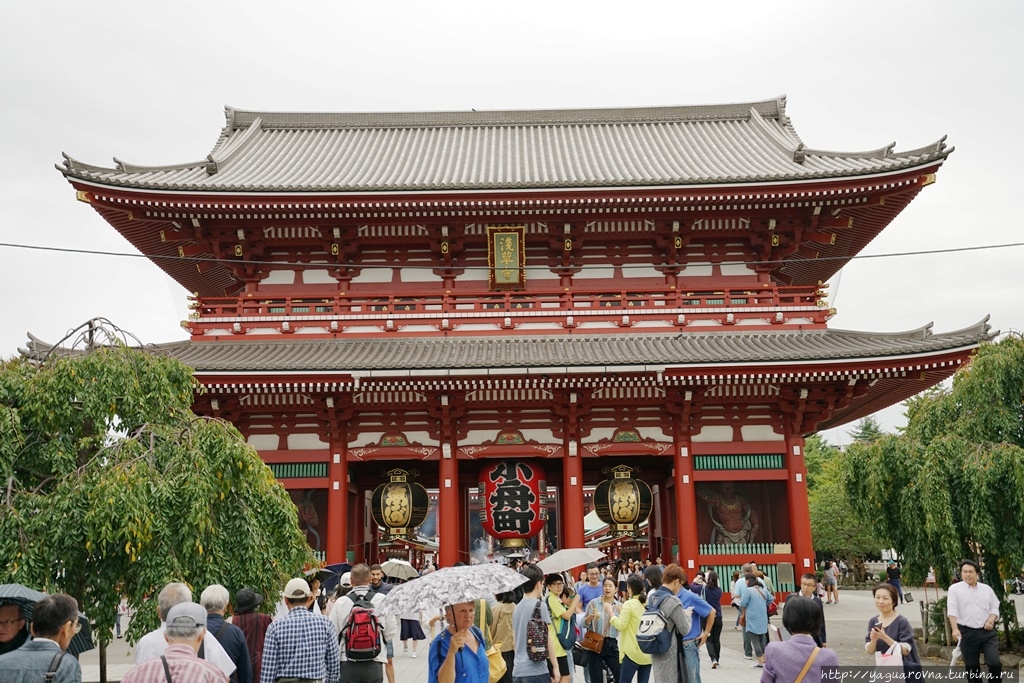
[321,563,352,593]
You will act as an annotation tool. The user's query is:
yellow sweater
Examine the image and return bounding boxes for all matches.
[546,593,568,658]
[610,597,652,665]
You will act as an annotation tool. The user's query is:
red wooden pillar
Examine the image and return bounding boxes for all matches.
[562,443,585,550]
[327,442,348,564]
[353,487,366,563]
[673,437,698,572]
[786,434,815,574]
[438,451,459,568]
[658,483,676,562]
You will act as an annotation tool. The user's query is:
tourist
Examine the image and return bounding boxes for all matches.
[583,577,621,683]
[0,601,29,656]
[762,596,838,683]
[610,574,651,683]
[428,602,488,683]
[673,570,714,682]
[330,564,396,683]
[729,570,743,631]
[692,570,724,669]
[511,563,559,683]
[400,607,427,658]
[135,583,236,678]
[263,578,340,683]
[231,588,271,683]
[738,574,773,668]
[823,561,839,604]
[124,602,226,683]
[785,574,827,647]
[491,591,517,683]
[0,594,81,683]
[643,565,693,683]
[617,560,631,600]
[368,564,397,683]
[865,583,920,677]
[544,574,579,683]
[200,584,252,683]
[947,559,1001,681]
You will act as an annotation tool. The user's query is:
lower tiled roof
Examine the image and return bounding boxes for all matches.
[152,320,992,374]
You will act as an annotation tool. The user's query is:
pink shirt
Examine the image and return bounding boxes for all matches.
[123,644,228,683]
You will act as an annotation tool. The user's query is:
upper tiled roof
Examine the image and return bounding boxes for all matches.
[60,97,951,193]
[143,320,990,374]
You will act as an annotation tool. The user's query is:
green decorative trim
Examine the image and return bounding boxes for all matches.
[694,454,784,470]
[269,462,328,478]
[612,429,641,443]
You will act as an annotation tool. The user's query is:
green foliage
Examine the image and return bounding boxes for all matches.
[838,335,1024,593]
[808,440,884,558]
[848,415,886,443]
[0,345,317,644]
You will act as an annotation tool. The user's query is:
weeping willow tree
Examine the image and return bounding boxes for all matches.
[840,334,1024,640]
[0,320,317,647]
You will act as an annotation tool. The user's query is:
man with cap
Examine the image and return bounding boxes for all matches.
[0,593,82,683]
[136,583,236,678]
[123,602,227,683]
[232,589,272,683]
[201,584,252,683]
[262,578,340,683]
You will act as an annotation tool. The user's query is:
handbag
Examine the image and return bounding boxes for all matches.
[485,639,507,683]
[580,629,605,653]
[903,591,913,603]
[875,640,904,670]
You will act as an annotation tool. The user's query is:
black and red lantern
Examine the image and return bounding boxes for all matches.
[370,468,429,540]
[593,465,653,537]
[478,461,546,547]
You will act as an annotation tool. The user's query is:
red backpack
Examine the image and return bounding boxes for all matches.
[340,592,384,661]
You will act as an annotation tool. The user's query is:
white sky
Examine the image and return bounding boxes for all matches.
[2,1,1021,445]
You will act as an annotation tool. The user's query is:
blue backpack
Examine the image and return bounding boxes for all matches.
[636,591,674,655]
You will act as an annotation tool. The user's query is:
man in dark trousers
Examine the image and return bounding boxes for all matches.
[784,573,827,647]
[947,560,1002,681]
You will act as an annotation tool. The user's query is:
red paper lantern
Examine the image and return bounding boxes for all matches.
[478,461,546,545]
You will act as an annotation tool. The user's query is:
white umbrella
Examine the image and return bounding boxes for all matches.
[536,548,606,573]
[382,559,420,582]
[376,563,527,617]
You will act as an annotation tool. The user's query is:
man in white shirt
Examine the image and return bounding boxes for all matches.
[947,559,1001,680]
[330,563,398,683]
[134,583,236,678]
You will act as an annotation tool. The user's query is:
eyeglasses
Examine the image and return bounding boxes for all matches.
[0,618,25,627]
[67,619,82,633]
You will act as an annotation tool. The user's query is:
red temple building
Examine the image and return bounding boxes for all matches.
[57,97,990,589]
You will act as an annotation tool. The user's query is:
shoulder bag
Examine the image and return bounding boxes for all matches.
[580,601,607,653]
[794,646,821,683]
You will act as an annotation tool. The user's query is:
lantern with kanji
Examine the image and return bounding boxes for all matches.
[478,461,546,548]
[593,465,653,537]
[370,468,429,540]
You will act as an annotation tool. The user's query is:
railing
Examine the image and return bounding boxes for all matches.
[268,462,328,478]
[185,284,829,335]
[694,454,785,471]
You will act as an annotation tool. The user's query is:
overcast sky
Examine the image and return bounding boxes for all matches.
[2,1,1020,445]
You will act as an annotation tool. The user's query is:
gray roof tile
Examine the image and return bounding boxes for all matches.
[60,97,950,193]
[151,320,991,374]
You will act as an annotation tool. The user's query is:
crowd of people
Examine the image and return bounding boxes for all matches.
[0,557,1009,683]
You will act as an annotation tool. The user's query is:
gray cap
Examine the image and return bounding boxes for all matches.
[165,601,207,628]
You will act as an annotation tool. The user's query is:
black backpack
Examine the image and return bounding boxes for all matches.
[526,599,549,662]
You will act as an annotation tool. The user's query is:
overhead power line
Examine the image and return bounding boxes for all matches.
[0,240,1022,271]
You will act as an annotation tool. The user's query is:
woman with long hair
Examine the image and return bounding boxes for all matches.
[738,574,773,668]
[644,564,693,683]
[611,574,652,683]
[691,570,724,669]
[584,577,622,683]
[865,583,920,676]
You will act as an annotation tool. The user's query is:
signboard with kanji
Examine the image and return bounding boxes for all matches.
[478,460,545,541]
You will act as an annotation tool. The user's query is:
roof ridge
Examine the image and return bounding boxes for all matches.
[222,98,787,131]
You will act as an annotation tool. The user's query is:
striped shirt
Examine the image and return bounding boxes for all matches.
[123,644,227,683]
[261,605,340,683]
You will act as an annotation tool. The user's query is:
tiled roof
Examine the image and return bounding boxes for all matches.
[59,97,951,193]
[150,320,991,374]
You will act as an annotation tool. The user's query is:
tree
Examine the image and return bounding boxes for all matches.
[0,321,317,648]
[839,334,1024,638]
[848,415,886,443]
[806,434,883,564]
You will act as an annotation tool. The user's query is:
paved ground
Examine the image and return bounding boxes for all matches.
[79,587,1023,682]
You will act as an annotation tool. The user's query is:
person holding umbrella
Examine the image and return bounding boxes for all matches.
[0,601,30,656]
[428,601,489,683]
[0,593,82,683]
